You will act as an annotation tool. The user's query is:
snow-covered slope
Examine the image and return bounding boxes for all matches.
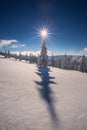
[0,57,87,130]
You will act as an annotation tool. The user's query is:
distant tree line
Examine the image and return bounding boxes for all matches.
[49,54,87,73]
[0,50,38,64]
[0,51,87,73]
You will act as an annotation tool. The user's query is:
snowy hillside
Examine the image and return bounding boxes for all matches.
[0,57,87,130]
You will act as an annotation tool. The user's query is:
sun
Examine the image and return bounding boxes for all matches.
[40,29,48,38]
[36,26,50,40]
[32,25,55,50]
[33,26,52,41]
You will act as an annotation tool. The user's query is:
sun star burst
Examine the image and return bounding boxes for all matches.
[40,29,48,38]
[36,26,51,40]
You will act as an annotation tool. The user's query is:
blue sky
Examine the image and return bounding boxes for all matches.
[0,0,87,55]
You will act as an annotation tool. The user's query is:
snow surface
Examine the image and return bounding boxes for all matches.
[0,56,87,130]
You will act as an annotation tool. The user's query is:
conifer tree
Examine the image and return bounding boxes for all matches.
[62,54,67,69]
[57,59,61,68]
[19,52,22,61]
[8,50,10,58]
[25,53,28,62]
[78,55,86,72]
[51,54,55,67]
[38,39,48,67]
[5,50,7,58]
[29,53,32,63]
[15,53,17,60]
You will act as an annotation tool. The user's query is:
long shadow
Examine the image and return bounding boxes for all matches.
[34,67,60,129]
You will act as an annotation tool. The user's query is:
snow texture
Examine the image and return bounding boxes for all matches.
[0,56,87,130]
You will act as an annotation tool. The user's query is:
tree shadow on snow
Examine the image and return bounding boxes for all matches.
[34,67,60,130]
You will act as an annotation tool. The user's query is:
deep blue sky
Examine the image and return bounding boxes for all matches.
[0,0,87,55]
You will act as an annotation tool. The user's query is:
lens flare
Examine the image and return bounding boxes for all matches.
[40,29,48,38]
[35,26,51,40]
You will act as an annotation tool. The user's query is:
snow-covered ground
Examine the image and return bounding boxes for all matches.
[0,56,87,130]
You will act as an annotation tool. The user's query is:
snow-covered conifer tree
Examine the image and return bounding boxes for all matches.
[38,39,48,67]
[51,54,55,67]
[78,55,86,72]
[19,52,22,61]
[25,53,28,62]
[29,53,32,63]
[5,50,7,58]
[8,50,10,58]
[57,59,62,68]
